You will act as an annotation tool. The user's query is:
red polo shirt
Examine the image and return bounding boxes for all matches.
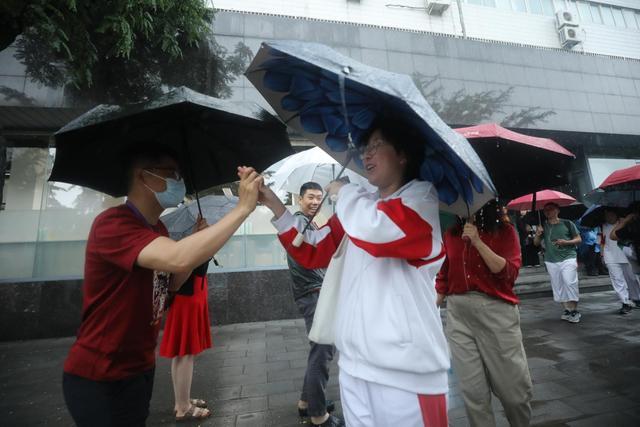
[436,224,522,305]
[64,205,168,381]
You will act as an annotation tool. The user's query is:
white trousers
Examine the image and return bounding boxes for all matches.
[545,259,579,303]
[606,263,632,304]
[338,370,447,427]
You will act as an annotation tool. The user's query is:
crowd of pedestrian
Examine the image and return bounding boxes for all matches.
[59,128,640,427]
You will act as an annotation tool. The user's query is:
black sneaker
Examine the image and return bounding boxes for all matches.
[312,414,345,427]
[619,304,632,315]
[298,400,336,418]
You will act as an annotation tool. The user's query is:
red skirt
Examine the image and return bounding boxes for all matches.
[160,275,212,358]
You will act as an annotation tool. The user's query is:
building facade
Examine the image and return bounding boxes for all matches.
[1,0,639,336]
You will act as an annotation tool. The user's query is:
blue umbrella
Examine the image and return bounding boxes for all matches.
[245,40,496,216]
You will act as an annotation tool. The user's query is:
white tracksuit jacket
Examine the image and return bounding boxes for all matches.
[272,179,450,395]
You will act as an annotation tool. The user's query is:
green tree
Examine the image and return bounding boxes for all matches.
[1,0,252,104]
[413,72,556,128]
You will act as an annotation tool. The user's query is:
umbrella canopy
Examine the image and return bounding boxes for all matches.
[50,86,293,197]
[265,147,374,194]
[507,190,576,211]
[558,202,587,221]
[599,164,640,190]
[245,40,495,216]
[454,123,575,199]
[160,195,238,240]
[585,189,640,208]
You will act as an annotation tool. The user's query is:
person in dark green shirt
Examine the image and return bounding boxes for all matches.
[534,202,582,323]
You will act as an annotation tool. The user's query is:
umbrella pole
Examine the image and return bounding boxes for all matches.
[292,70,357,247]
[531,191,540,225]
[180,126,203,218]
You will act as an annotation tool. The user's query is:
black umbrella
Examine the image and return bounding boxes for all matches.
[50,87,293,201]
[578,204,627,228]
[245,40,495,217]
[559,203,587,221]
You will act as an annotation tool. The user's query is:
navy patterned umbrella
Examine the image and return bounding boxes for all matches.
[245,40,496,216]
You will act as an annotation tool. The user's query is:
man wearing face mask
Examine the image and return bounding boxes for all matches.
[62,144,263,426]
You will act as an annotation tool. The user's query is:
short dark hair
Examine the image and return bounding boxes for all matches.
[544,202,560,209]
[299,181,323,197]
[122,142,181,191]
[360,117,424,183]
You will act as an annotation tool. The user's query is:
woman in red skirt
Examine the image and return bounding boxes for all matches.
[160,252,213,421]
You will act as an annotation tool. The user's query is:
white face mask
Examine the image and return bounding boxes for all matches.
[143,170,186,208]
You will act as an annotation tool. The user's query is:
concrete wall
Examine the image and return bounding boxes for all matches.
[213,0,640,59]
[213,10,640,136]
[0,269,300,341]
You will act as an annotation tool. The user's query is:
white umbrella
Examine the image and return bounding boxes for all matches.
[266,147,375,195]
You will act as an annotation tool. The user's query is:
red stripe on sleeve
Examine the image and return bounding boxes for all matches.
[278,215,345,269]
[348,198,434,260]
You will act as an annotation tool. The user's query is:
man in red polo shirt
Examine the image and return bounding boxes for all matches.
[62,145,262,426]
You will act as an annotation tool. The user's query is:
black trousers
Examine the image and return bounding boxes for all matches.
[296,292,335,417]
[62,368,155,427]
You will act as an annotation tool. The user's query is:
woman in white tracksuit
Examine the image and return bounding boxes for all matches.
[251,119,450,427]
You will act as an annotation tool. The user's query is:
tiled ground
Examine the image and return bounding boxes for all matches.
[1,290,639,426]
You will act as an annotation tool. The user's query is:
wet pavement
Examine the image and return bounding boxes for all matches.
[1,289,639,426]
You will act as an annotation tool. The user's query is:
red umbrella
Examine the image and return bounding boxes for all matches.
[598,164,640,190]
[507,190,576,211]
[455,123,575,199]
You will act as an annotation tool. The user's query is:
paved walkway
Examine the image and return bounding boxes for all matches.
[1,290,639,426]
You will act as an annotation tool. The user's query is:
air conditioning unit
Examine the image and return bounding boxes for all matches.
[558,26,582,49]
[556,10,578,29]
[425,0,451,16]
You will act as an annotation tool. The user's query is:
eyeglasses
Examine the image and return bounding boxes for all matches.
[145,168,182,181]
[358,140,386,159]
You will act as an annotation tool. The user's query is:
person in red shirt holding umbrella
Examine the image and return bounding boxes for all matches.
[436,200,533,427]
[62,145,263,426]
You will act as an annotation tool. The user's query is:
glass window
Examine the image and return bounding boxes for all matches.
[622,9,638,29]
[467,0,483,5]
[528,0,543,15]
[600,5,615,26]
[540,0,554,16]
[496,0,512,9]
[483,0,497,7]
[576,1,592,23]
[512,0,527,13]
[611,8,626,28]
[591,4,604,24]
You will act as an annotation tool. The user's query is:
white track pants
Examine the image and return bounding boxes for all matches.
[545,259,579,303]
[338,370,447,427]
[606,263,632,304]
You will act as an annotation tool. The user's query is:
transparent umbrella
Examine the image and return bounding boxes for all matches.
[265,147,374,195]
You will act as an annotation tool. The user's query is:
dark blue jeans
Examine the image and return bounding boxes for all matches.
[296,292,336,417]
[62,368,155,426]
